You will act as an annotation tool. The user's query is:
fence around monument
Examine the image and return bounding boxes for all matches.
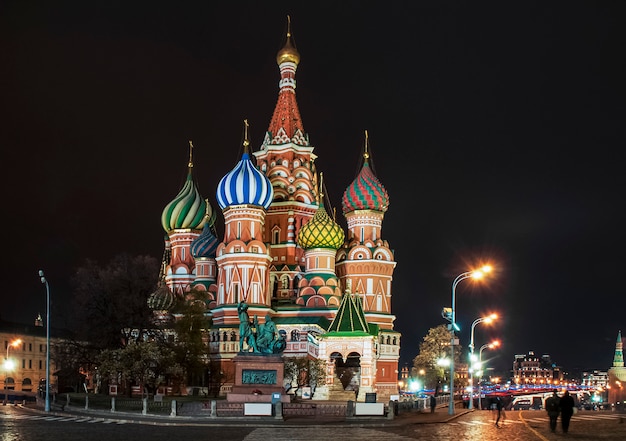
[51,393,438,418]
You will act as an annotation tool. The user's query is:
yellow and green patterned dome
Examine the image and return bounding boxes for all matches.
[297,201,345,250]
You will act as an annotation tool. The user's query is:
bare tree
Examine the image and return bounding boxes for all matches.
[284,356,327,397]
[70,253,159,350]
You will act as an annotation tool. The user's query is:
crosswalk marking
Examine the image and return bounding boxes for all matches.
[1,414,128,425]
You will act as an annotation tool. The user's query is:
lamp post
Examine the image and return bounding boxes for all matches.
[3,339,22,405]
[39,270,50,413]
[468,313,498,409]
[447,265,492,416]
[477,340,500,410]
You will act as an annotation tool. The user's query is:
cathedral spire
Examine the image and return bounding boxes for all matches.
[265,15,307,146]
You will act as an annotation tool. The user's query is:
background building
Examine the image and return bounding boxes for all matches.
[1,317,57,396]
[512,351,565,387]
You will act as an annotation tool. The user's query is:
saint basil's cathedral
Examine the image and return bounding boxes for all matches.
[149,19,400,402]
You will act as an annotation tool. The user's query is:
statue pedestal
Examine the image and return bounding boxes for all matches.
[227,354,290,403]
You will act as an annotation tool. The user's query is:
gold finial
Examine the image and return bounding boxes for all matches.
[363,130,370,161]
[333,207,337,221]
[287,15,292,38]
[276,15,300,65]
[204,198,210,216]
[243,119,250,153]
[319,171,325,200]
[188,140,194,168]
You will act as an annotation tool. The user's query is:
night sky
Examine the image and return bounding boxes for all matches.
[2,1,625,377]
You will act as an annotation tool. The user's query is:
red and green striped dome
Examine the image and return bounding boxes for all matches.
[342,159,389,214]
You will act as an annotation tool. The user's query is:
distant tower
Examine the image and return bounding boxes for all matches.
[614,331,624,367]
[608,331,626,407]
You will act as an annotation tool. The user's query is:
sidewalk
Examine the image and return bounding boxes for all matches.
[22,400,471,427]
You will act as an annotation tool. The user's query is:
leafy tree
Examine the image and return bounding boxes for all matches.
[95,341,182,397]
[412,325,462,393]
[284,356,327,397]
[70,253,160,350]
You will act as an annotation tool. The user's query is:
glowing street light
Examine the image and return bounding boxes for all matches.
[39,270,51,413]
[446,264,493,415]
[477,340,500,410]
[468,313,498,409]
[3,339,22,405]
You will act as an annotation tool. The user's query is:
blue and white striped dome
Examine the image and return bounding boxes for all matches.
[216,152,274,209]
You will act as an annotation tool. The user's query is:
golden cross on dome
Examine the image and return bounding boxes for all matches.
[188,140,194,168]
[243,119,250,152]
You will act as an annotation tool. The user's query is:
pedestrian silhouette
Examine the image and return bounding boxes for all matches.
[545,389,561,432]
[560,390,576,434]
[493,396,503,427]
[430,395,436,413]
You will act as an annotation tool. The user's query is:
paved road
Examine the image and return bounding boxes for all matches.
[388,409,626,440]
[2,403,625,440]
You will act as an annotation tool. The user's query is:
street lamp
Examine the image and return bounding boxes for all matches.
[468,313,498,409]
[477,340,500,410]
[3,339,22,405]
[39,270,51,413]
[446,264,492,415]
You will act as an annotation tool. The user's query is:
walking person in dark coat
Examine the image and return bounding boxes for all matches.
[560,390,576,434]
[494,396,504,427]
[545,389,561,433]
[430,394,437,413]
